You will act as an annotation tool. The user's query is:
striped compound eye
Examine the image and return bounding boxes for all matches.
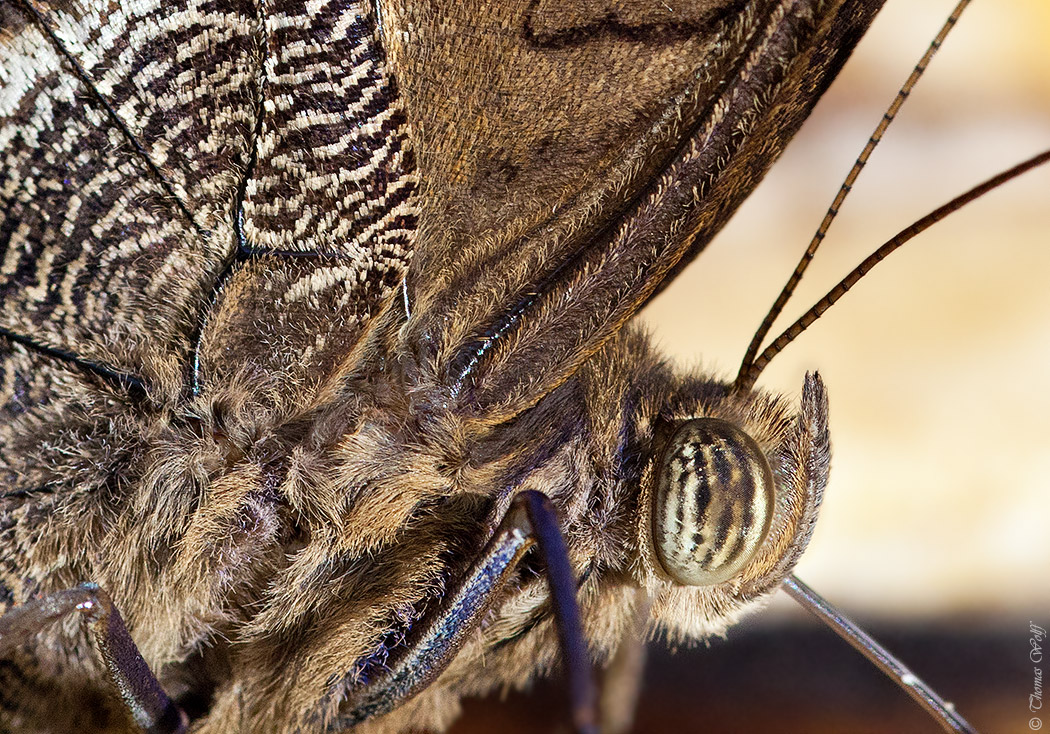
[652,418,775,586]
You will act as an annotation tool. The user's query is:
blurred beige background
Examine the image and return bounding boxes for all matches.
[641,0,1050,622]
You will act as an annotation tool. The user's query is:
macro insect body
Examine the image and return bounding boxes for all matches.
[1,0,1041,731]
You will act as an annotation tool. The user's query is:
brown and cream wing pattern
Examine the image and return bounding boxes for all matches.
[0,0,418,405]
[0,0,253,393]
[0,0,416,616]
[195,0,418,395]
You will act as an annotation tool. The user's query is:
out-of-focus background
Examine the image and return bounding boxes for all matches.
[452,0,1049,732]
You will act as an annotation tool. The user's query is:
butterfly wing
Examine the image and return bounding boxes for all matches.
[389,0,884,421]
[196,0,419,398]
[0,0,418,725]
[0,0,251,394]
[0,0,418,405]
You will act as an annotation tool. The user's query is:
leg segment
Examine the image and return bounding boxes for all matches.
[783,574,977,734]
[522,490,599,734]
[338,490,598,734]
[599,592,650,734]
[0,584,186,734]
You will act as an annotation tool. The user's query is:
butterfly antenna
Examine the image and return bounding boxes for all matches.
[737,148,1050,391]
[783,575,978,734]
[734,0,971,392]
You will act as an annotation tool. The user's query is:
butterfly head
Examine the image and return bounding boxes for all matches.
[625,368,829,640]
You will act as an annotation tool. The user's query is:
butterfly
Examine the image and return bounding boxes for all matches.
[0,0,1045,732]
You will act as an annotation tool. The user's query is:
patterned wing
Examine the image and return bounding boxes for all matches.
[1,1,257,718]
[0,0,417,404]
[0,0,256,395]
[0,0,417,723]
[197,0,418,398]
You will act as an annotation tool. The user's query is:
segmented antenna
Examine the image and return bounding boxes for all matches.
[783,575,978,734]
[734,0,971,392]
[737,149,1050,391]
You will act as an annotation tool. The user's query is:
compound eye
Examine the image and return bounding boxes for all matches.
[652,418,775,586]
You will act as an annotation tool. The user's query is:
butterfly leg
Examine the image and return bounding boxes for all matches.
[338,490,598,734]
[599,593,650,734]
[0,583,187,734]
